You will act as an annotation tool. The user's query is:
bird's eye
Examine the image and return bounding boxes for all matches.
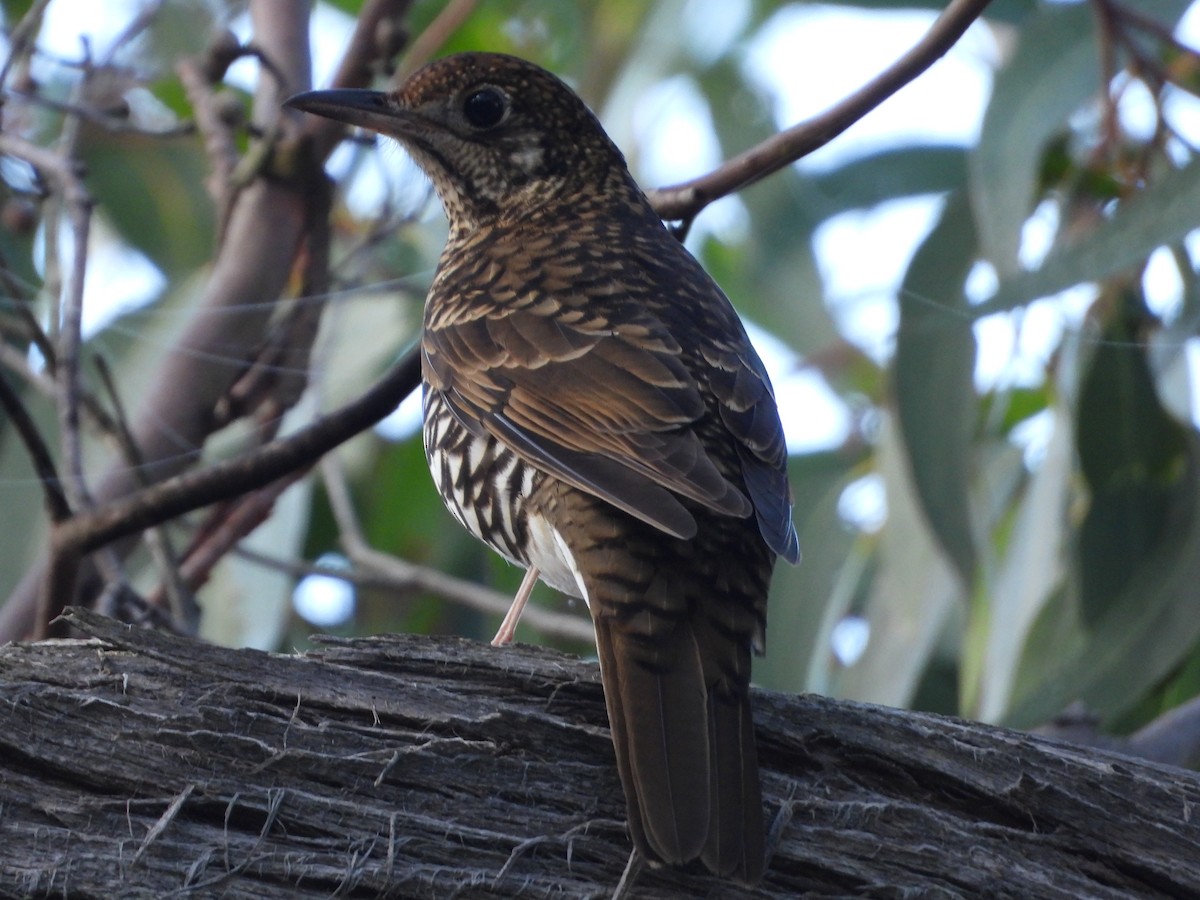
[462,87,508,129]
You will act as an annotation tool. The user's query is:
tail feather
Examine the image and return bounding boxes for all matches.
[702,687,764,882]
[593,616,710,864]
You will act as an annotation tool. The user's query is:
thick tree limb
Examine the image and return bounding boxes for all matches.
[1,608,1197,898]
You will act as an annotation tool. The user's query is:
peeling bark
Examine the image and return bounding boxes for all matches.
[1,608,1198,898]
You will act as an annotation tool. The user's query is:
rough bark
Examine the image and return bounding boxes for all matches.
[1,608,1198,899]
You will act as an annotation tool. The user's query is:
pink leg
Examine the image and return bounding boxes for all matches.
[491,566,540,646]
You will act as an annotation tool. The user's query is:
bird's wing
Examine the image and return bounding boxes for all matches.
[422,305,754,541]
[705,343,801,563]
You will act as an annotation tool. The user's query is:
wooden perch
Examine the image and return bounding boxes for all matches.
[1,608,1198,898]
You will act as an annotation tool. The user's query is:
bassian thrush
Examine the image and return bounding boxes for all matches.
[287,52,799,884]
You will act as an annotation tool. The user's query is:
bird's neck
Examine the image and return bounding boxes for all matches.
[444,168,659,244]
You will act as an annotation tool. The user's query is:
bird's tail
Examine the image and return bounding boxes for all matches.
[592,611,764,884]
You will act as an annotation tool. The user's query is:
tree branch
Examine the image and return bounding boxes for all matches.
[2,607,1197,897]
[51,348,420,560]
[646,0,995,228]
[0,372,69,522]
[0,0,422,641]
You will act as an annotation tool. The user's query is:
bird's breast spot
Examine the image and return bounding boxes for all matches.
[525,513,589,606]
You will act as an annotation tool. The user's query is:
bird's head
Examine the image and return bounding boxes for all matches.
[286,52,634,230]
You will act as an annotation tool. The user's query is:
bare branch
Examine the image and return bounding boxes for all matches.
[646,0,996,227]
[395,0,478,81]
[307,0,418,162]
[44,348,420,591]
[0,372,69,522]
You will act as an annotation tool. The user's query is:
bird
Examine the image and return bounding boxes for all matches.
[285,52,799,884]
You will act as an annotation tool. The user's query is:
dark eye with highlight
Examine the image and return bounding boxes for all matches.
[462,87,507,129]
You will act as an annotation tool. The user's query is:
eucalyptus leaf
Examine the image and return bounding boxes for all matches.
[893,191,978,584]
[969,2,1097,276]
[1007,431,1200,729]
[832,415,961,708]
[969,402,1071,722]
[759,452,862,694]
[807,145,967,219]
[78,128,215,277]
[979,158,1200,316]
[1075,290,1188,625]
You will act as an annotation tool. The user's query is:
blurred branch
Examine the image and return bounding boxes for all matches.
[93,356,199,634]
[0,0,425,641]
[1129,695,1200,769]
[306,0,417,162]
[646,0,995,231]
[146,470,307,614]
[0,0,50,93]
[396,0,478,80]
[36,347,421,632]
[1036,698,1200,770]
[177,38,242,210]
[0,372,69,523]
[0,135,93,508]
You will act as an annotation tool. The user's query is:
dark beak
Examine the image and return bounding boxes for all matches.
[284,89,400,133]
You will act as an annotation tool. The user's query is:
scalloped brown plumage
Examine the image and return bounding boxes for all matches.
[287,51,799,884]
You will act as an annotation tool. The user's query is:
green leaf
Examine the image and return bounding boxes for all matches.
[716,167,833,354]
[967,402,1071,722]
[1075,290,1188,624]
[0,0,34,28]
[807,145,967,219]
[969,2,1098,276]
[831,414,962,707]
[79,128,215,277]
[978,157,1200,316]
[893,190,978,584]
[758,451,864,694]
[1007,430,1200,729]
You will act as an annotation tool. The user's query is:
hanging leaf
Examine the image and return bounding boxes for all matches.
[78,128,215,277]
[893,190,978,584]
[832,414,961,708]
[1075,287,1188,624]
[979,157,1200,315]
[969,2,1097,276]
[1007,431,1200,729]
[966,402,1071,722]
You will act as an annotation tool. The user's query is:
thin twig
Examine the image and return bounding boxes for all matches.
[0,69,97,520]
[646,0,996,229]
[0,0,52,91]
[0,372,70,522]
[177,55,241,210]
[41,348,422,622]
[395,0,477,81]
[94,356,199,633]
[1092,0,1123,155]
[0,341,124,443]
[306,0,418,162]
